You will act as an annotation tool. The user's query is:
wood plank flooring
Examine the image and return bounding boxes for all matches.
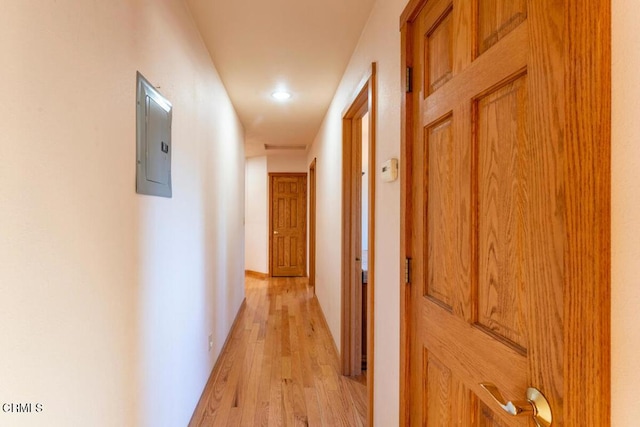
[189,276,367,427]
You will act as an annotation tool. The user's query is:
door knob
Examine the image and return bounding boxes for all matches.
[480,383,552,427]
[273,231,279,234]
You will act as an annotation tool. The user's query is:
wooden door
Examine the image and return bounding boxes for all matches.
[400,0,610,426]
[309,159,317,288]
[270,173,307,277]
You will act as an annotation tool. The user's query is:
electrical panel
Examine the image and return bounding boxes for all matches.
[136,72,172,198]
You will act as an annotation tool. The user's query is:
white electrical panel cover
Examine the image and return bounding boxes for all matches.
[136,72,172,198]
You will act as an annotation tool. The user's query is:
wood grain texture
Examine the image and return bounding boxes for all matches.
[401,0,611,426]
[524,0,565,420]
[189,276,366,427]
[476,75,528,353]
[352,114,364,375]
[400,0,610,425]
[399,19,414,427]
[424,350,478,427]
[424,351,452,427]
[426,6,453,95]
[188,300,247,426]
[341,115,354,376]
[422,303,527,400]
[426,116,455,309]
[365,63,377,427]
[422,22,529,126]
[408,6,430,423]
[477,0,527,55]
[563,0,611,425]
[477,402,524,427]
[246,270,269,280]
[308,159,317,289]
[270,174,307,277]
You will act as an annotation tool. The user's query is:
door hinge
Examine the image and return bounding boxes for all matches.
[406,67,413,93]
[404,257,412,284]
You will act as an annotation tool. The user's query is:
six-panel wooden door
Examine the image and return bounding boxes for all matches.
[403,0,567,425]
[270,174,307,277]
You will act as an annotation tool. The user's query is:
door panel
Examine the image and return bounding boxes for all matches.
[270,174,307,277]
[425,5,453,95]
[478,402,519,427]
[406,0,563,425]
[477,0,527,55]
[476,74,529,353]
[401,0,611,425]
[424,351,453,426]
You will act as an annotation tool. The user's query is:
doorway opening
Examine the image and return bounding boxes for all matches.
[341,62,376,424]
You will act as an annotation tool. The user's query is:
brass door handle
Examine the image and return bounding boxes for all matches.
[480,383,552,427]
[273,231,279,235]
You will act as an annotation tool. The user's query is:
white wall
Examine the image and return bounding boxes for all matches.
[267,152,309,173]
[243,152,308,275]
[245,156,268,273]
[0,1,245,426]
[306,0,405,424]
[611,0,640,424]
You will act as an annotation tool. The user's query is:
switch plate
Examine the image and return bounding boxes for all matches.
[208,334,213,352]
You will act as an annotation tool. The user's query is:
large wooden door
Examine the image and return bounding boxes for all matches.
[270,173,307,277]
[400,0,610,426]
[309,159,317,288]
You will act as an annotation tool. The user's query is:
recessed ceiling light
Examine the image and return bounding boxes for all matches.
[271,91,292,101]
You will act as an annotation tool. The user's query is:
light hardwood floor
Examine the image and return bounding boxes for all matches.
[189,276,367,427]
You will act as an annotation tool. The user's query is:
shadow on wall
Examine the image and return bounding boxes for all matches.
[133,2,246,427]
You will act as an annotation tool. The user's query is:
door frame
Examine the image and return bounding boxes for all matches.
[268,172,308,277]
[399,1,611,425]
[309,159,317,290]
[341,62,377,424]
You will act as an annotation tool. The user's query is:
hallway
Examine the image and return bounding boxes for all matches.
[2,0,634,425]
[189,276,367,426]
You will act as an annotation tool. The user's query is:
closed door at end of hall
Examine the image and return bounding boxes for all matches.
[271,174,307,277]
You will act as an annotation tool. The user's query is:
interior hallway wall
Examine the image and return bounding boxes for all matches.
[0,1,245,426]
[306,0,405,424]
[267,152,308,173]
[244,152,308,275]
[612,0,640,424]
[245,156,268,274]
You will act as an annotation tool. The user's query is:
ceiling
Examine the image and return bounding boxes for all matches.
[186,0,376,157]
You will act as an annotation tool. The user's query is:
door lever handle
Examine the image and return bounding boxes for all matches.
[273,231,279,235]
[480,383,552,427]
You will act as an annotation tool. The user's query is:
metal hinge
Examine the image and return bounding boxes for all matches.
[405,257,412,284]
[406,67,413,93]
